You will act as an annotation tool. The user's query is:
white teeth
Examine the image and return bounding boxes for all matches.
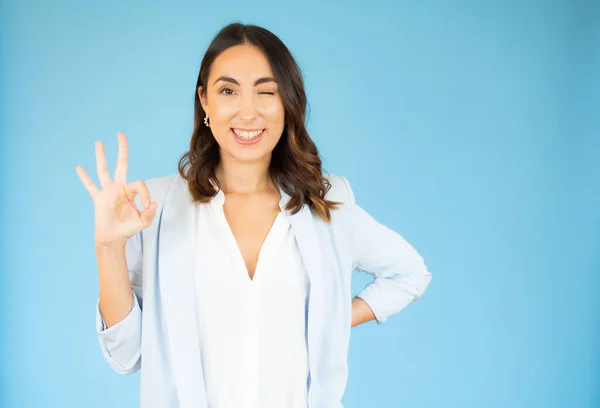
[232,128,264,139]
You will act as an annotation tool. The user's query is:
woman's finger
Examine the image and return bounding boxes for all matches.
[95,141,112,187]
[113,132,128,184]
[75,165,100,198]
[126,180,152,210]
[140,202,157,227]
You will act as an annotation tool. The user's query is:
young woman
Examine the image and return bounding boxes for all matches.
[76,23,432,408]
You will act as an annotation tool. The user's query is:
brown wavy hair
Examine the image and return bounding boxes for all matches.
[177,23,342,223]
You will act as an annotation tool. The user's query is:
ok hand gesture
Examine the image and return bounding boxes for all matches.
[75,132,157,248]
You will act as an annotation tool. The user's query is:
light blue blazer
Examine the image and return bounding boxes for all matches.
[95,173,432,408]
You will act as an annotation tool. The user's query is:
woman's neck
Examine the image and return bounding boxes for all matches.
[215,156,274,195]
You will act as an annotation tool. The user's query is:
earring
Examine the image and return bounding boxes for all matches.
[204,115,210,127]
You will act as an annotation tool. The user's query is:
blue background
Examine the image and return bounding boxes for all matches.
[1,0,598,407]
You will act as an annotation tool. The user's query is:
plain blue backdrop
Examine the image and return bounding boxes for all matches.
[1,0,598,407]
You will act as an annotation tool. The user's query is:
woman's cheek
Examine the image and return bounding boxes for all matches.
[260,100,285,122]
[212,101,238,121]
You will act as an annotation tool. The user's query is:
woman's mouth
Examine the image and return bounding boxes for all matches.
[231,128,265,145]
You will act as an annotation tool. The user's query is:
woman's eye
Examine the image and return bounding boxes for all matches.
[259,92,275,95]
[220,88,234,95]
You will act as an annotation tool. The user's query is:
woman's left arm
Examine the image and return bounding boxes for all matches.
[341,177,433,327]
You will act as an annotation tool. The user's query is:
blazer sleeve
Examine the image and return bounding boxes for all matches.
[95,228,143,375]
[342,176,433,325]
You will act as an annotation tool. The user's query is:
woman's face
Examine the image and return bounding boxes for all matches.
[199,44,285,164]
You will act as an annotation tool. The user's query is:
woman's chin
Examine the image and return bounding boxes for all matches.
[223,145,272,163]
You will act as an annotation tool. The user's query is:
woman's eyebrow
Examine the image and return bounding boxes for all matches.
[213,76,277,86]
[254,77,276,86]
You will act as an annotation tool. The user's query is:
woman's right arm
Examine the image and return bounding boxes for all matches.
[95,230,144,375]
[76,132,156,375]
[97,242,134,329]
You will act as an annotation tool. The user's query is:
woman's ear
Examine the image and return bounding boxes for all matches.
[197,86,208,115]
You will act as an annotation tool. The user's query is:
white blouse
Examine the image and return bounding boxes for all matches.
[193,187,310,408]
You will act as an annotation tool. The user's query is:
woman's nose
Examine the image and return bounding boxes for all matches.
[239,94,257,120]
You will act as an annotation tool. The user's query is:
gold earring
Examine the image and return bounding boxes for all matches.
[204,115,210,127]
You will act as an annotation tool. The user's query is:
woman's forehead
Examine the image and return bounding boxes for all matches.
[209,44,274,83]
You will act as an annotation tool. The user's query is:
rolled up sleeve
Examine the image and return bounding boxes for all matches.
[342,177,433,325]
[96,290,142,373]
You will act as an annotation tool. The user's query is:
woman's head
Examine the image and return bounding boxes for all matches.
[178,23,340,222]
[198,42,285,164]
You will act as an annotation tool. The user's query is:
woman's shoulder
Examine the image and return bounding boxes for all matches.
[145,173,180,191]
[323,173,355,206]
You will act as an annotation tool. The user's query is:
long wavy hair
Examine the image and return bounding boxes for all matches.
[177,23,342,223]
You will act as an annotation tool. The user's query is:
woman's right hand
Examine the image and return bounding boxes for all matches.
[76,132,158,248]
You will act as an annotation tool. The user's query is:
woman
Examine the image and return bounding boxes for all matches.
[76,23,432,408]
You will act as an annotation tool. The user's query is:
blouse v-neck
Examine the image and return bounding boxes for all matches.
[212,200,288,282]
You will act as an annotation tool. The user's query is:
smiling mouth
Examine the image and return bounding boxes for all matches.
[231,128,265,140]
